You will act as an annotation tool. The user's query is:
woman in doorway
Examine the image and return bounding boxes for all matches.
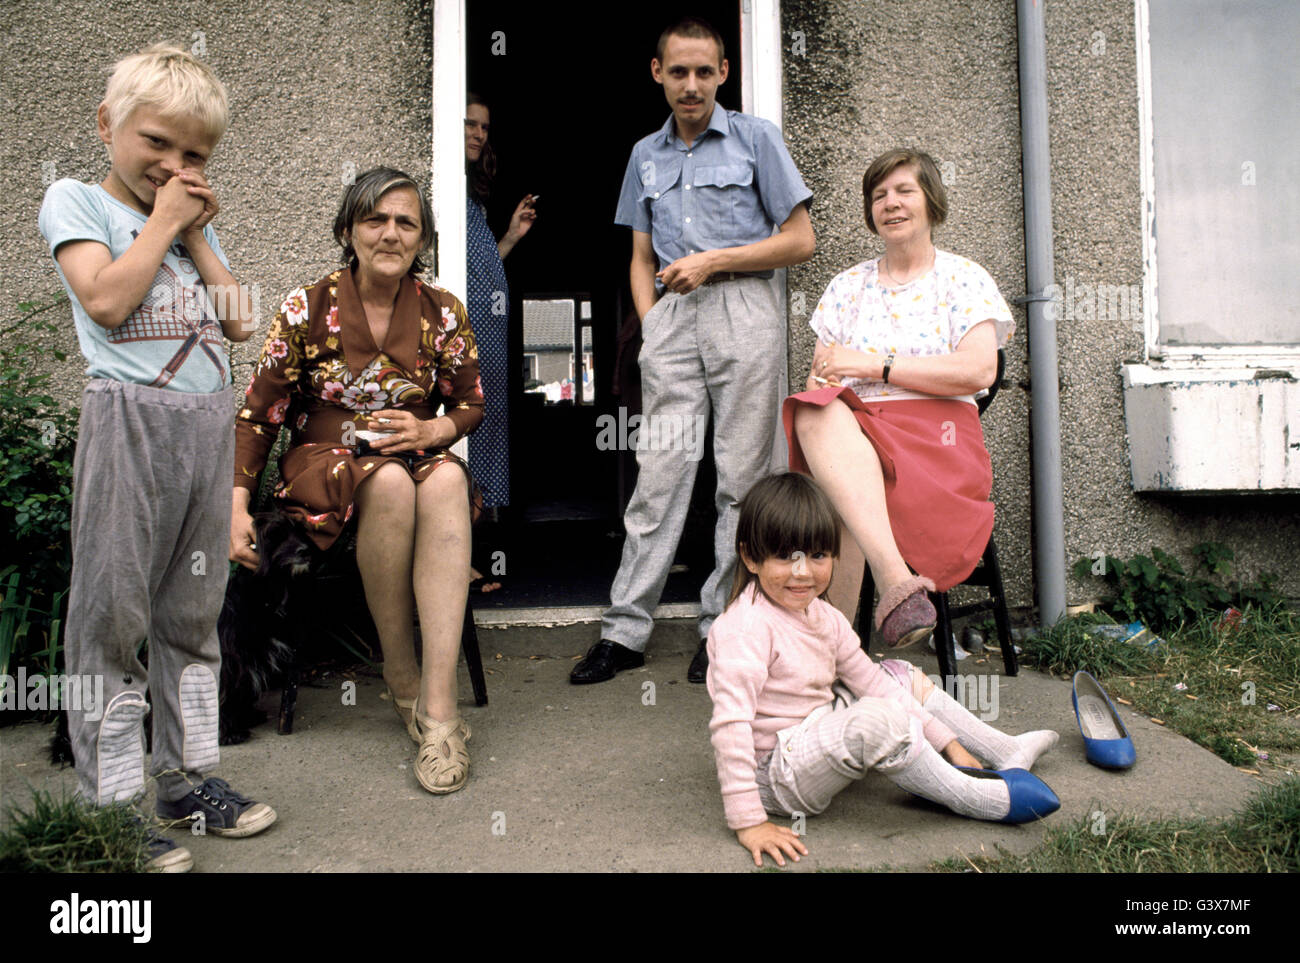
[231,167,484,795]
[784,148,1015,648]
[465,92,537,590]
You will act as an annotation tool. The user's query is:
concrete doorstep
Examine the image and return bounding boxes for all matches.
[0,620,1259,873]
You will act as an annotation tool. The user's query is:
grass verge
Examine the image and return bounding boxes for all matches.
[1016,605,1299,770]
[932,775,1299,873]
[0,788,151,873]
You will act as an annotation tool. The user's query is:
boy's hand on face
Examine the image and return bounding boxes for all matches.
[736,820,808,868]
[152,170,206,234]
[173,168,220,234]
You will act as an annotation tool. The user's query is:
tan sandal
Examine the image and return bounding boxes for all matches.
[412,706,470,794]
[387,689,420,743]
[388,689,471,745]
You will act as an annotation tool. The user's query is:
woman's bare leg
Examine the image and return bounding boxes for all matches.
[828,526,865,625]
[354,462,421,702]
[794,400,912,592]
[412,465,471,722]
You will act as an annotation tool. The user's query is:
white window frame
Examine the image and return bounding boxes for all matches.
[1134,0,1299,371]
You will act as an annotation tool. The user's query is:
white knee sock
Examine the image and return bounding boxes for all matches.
[922,687,1059,770]
[884,739,1010,822]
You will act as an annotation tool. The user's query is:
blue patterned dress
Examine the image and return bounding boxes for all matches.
[466,196,510,507]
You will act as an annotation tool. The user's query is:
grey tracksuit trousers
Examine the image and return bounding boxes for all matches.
[65,379,233,805]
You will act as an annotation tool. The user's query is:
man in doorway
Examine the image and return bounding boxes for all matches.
[572,16,814,685]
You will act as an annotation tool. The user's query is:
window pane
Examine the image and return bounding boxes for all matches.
[522,298,575,404]
[1149,0,1300,345]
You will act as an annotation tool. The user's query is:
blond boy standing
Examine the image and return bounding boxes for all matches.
[38,44,272,872]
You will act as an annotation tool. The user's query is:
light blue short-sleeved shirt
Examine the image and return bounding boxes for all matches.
[38,179,232,393]
[614,108,812,283]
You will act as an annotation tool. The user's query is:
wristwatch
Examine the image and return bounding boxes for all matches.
[882,353,895,384]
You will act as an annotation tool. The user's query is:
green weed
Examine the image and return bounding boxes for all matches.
[1019,607,1299,769]
[0,789,151,873]
[933,776,1300,873]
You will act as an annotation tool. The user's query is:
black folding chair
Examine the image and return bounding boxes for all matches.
[857,349,1018,688]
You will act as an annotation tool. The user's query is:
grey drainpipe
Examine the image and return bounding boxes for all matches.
[1016,0,1067,626]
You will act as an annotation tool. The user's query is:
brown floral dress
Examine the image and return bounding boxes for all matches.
[234,268,486,549]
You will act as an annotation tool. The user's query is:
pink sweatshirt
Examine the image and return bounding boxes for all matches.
[706,584,958,829]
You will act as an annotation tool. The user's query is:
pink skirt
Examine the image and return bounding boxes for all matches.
[782,386,994,592]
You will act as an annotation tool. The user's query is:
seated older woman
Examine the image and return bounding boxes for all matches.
[230,167,484,794]
[784,149,1014,649]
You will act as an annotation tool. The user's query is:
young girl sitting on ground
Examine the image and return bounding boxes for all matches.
[706,472,1061,867]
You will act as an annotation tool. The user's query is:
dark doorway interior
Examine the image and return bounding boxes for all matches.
[465,4,742,609]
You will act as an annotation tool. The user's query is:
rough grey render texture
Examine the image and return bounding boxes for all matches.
[781,0,1297,609]
[2,0,433,406]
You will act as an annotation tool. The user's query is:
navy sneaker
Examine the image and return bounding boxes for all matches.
[126,813,193,873]
[156,778,277,838]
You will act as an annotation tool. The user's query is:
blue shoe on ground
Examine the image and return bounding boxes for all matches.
[956,766,1061,823]
[1072,670,1137,770]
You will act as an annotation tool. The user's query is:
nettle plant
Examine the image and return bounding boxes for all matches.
[1073,542,1283,632]
[0,298,78,681]
[0,301,77,567]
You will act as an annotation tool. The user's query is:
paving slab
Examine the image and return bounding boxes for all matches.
[0,620,1261,872]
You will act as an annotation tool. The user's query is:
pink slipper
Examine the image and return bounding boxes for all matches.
[874,575,937,648]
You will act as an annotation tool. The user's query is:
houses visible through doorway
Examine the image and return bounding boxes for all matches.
[465,4,744,612]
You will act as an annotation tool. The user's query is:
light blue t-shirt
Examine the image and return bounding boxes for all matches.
[38,179,233,393]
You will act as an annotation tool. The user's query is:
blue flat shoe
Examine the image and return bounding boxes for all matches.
[1072,670,1136,770]
[955,767,1061,823]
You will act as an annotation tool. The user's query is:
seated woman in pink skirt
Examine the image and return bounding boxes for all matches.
[784,148,1014,649]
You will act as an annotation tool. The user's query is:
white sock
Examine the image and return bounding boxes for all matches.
[1000,730,1060,771]
[885,740,1010,822]
[922,687,1058,770]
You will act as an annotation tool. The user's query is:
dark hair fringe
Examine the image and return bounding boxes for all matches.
[862,148,949,234]
[727,472,842,608]
[467,91,496,202]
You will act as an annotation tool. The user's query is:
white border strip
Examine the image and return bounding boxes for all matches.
[474,602,700,628]
[433,0,469,460]
[745,0,784,126]
[1134,0,1159,363]
[432,0,467,304]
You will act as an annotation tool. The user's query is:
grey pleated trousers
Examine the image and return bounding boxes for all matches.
[602,277,783,649]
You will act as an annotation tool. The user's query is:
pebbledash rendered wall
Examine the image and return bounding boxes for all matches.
[781,0,1300,611]
[1,0,434,428]
[3,0,1295,616]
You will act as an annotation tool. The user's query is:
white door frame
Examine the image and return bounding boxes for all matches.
[432,0,467,303]
[741,0,791,468]
[430,2,788,460]
[432,1,787,287]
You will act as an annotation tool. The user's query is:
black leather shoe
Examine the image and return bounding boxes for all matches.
[570,640,645,684]
[687,640,709,683]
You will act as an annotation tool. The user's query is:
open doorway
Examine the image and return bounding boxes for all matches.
[465,4,743,609]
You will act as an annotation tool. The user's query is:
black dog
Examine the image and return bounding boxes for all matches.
[51,505,376,764]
